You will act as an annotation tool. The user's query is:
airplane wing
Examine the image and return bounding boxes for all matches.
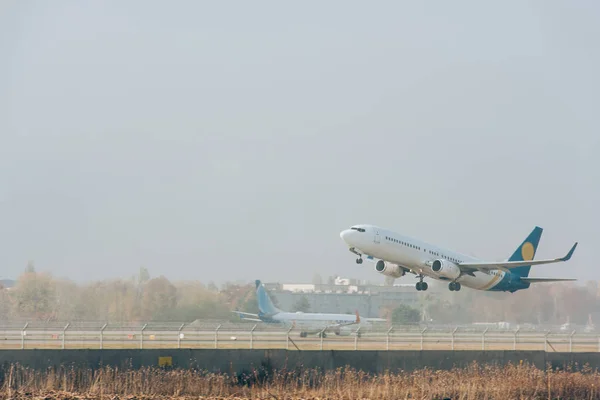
[458,242,577,271]
[324,311,362,329]
[520,278,577,283]
[363,318,387,322]
[232,311,263,322]
[232,311,259,317]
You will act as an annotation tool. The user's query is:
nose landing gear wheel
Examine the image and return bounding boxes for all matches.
[356,258,363,264]
[416,281,428,291]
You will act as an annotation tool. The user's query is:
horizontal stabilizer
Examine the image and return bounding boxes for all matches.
[520,278,577,283]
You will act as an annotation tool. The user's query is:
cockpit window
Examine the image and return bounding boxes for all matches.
[351,227,365,232]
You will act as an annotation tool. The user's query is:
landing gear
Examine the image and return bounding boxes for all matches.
[300,332,307,338]
[350,248,363,264]
[415,275,428,291]
[449,282,461,291]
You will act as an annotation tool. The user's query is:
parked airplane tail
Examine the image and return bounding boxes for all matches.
[255,280,281,316]
[508,226,543,277]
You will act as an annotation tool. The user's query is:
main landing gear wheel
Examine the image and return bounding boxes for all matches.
[416,281,428,291]
[300,332,307,338]
[449,282,461,291]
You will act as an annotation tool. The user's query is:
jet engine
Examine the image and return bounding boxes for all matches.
[334,326,353,336]
[431,259,461,280]
[333,326,362,337]
[375,260,406,278]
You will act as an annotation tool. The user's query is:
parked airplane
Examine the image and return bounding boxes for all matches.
[233,280,386,337]
[340,225,577,293]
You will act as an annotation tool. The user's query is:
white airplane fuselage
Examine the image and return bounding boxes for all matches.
[340,224,528,292]
[268,312,372,331]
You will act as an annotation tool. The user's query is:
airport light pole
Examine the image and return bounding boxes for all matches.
[386,326,393,351]
[544,331,550,352]
[513,328,520,351]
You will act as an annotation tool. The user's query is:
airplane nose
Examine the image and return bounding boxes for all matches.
[340,229,351,242]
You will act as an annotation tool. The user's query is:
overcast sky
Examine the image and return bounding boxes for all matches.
[1,1,598,285]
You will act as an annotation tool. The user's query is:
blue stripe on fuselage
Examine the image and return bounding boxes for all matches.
[487,272,530,293]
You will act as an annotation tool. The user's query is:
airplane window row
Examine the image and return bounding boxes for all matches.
[386,235,464,264]
[385,236,421,251]
[428,250,463,264]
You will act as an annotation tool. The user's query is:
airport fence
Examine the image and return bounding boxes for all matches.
[0,321,598,352]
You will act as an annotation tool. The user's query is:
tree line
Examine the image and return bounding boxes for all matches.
[0,265,261,323]
[0,264,598,327]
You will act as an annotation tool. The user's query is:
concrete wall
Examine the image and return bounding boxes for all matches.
[1,350,599,374]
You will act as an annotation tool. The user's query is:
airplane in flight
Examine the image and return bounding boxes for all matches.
[233,280,386,337]
[339,225,577,293]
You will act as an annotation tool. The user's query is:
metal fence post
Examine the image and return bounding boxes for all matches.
[140,324,147,349]
[421,328,428,350]
[544,331,550,352]
[62,323,70,350]
[513,328,520,351]
[286,326,293,350]
[570,330,576,353]
[354,327,361,350]
[482,328,488,350]
[319,328,326,350]
[177,323,185,349]
[250,324,257,349]
[451,327,458,351]
[215,324,221,349]
[100,323,107,349]
[21,323,28,350]
[386,326,393,351]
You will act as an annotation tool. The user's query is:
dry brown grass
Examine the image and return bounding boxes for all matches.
[1,362,599,399]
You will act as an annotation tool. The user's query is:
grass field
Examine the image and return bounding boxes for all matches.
[1,363,600,399]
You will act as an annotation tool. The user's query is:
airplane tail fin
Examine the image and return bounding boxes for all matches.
[255,280,281,316]
[508,226,543,278]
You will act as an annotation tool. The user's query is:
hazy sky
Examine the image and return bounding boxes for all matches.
[1,1,599,285]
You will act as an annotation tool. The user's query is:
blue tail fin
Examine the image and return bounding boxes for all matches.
[255,280,280,316]
[508,226,543,277]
